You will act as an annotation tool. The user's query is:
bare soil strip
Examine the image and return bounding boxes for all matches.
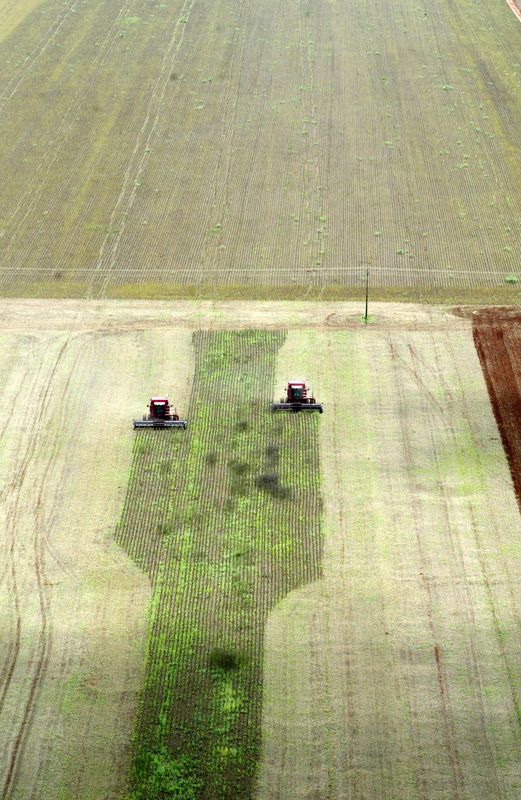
[117,330,322,799]
[0,298,464,333]
[258,323,521,799]
[0,316,192,799]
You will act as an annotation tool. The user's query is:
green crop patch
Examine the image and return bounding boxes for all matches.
[117,330,322,799]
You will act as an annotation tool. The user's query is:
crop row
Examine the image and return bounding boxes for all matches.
[116,330,322,800]
[1,0,521,294]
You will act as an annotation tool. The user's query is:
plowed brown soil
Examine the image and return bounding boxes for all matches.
[473,308,521,508]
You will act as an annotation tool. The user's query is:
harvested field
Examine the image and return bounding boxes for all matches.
[4,299,521,800]
[259,324,521,799]
[0,0,521,296]
[0,309,192,798]
[0,0,45,44]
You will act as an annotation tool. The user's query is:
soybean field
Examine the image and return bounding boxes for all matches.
[115,329,322,800]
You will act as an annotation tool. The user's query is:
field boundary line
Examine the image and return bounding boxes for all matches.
[1,266,517,278]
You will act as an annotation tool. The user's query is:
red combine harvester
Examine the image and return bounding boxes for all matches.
[133,397,187,429]
[271,380,323,413]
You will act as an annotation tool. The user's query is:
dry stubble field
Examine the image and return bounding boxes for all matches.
[2,300,521,800]
[0,304,193,799]
[0,0,520,297]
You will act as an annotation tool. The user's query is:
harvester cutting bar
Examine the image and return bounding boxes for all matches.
[133,419,187,429]
[271,402,323,413]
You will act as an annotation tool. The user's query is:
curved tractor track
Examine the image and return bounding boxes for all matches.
[506,0,521,24]
[0,335,82,797]
[0,319,194,799]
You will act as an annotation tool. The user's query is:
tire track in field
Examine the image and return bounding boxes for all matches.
[388,336,465,800]
[0,338,67,706]
[372,338,439,797]
[378,449,431,800]
[92,0,197,297]
[505,0,521,24]
[0,0,140,281]
[0,0,80,111]
[421,335,507,796]
[0,334,87,799]
[0,348,42,709]
[197,0,246,273]
[296,0,327,279]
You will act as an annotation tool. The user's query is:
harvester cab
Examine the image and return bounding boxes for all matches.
[150,399,169,418]
[287,383,305,401]
[271,380,323,413]
[133,396,188,429]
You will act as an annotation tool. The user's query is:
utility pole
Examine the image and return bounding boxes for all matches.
[364,268,369,324]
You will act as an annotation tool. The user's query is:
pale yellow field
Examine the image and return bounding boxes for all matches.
[3,300,521,799]
[0,303,193,798]
[259,320,521,798]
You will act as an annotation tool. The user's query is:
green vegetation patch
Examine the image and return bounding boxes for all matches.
[117,330,322,799]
